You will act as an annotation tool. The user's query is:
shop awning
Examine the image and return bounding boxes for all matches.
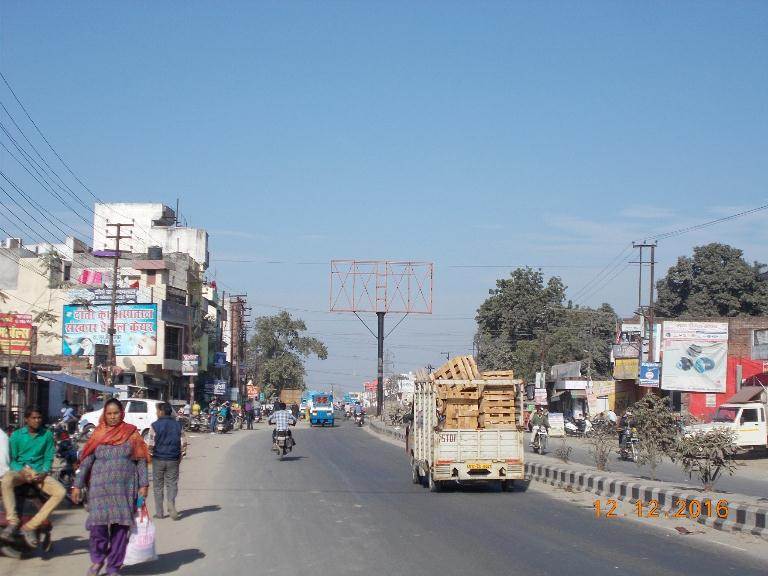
[550,391,565,402]
[726,386,765,404]
[569,389,587,399]
[27,370,121,394]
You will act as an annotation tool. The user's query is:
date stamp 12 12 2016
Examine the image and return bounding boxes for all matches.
[593,498,730,520]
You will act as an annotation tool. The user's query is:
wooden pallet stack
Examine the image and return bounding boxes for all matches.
[437,383,480,429]
[430,355,481,381]
[431,356,480,428]
[478,382,517,429]
[429,357,522,430]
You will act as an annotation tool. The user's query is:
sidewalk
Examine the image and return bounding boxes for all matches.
[0,426,261,576]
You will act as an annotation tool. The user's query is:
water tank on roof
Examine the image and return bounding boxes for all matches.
[148,246,163,260]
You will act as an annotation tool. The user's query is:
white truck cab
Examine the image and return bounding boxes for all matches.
[687,386,768,449]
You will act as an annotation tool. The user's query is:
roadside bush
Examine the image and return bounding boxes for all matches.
[586,418,614,471]
[383,401,408,427]
[676,428,738,491]
[554,437,572,463]
[631,394,680,480]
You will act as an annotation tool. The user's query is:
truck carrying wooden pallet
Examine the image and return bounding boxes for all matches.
[406,357,525,492]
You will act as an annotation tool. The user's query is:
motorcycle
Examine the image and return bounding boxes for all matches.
[354,412,364,427]
[565,417,593,438]
[272,430,295,459]
[619,427,639,462]
[531,425,548,454]
[53,426,78,496]
[215,414,233,434]
[0,485,54,558]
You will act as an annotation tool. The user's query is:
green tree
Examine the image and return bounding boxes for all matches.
[655,243,768,318]
[475,268,617,380]
[247,311,327,397]
[631,394,679,480]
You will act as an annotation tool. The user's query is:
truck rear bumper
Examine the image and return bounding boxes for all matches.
[432,461,525,481]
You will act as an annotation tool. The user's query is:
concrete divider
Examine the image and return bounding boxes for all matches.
[368,418,405,442]
[526,460,767,541]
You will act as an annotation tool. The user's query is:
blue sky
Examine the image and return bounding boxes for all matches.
[1,2,766,391]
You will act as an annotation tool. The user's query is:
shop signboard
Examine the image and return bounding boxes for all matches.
[613,358,639,380]
[534,388,547,405]
[182,354,199,376]
[214,351,227,367]
[661,321,728,393]
[548,413,565,437]
[67,287,138,305]
[638,361,661,388]
[213,379,228,395]
[0,313,33,356]
[550,361,581,380]
[62,304,157,356]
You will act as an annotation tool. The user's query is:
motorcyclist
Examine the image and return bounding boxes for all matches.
[208,399,219,434]
[618,409,636,448]
[60,400,78,434]
[353,402,364,420]
[268,401,297,447]
[529,406,549,447]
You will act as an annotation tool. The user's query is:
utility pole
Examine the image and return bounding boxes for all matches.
[229,295,247,401]
[105,222,133,387]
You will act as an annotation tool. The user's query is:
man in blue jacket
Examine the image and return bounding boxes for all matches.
[148,403,186,520]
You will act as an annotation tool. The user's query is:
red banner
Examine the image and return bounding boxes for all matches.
[0,313,33,356]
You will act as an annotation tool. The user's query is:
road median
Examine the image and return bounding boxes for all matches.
[367,418,767,540]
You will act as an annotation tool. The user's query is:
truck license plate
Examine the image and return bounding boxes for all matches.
[467,462,491,470]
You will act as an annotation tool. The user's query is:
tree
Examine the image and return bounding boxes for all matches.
[247,312,327,397]
[676,428,738,491]
[631,394,679,480]
[475,267,617,380]
[655,243,768,318]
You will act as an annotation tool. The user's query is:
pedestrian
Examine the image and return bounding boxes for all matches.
[148,402,185,520]
[71,398,150,576]
[1,405,66,547]
[244,399,255,430]
[208,399,219,434]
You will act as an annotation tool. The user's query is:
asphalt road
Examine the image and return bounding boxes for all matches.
[536,435,768,500]
[137,418,764,576]
[6,419,763,576]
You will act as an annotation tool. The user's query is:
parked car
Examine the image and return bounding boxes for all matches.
[78,398,166,441]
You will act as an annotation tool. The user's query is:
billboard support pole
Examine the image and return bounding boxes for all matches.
[105,222,133,387]
[377,312,385,417]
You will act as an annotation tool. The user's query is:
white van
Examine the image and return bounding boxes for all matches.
[78,398,166,441]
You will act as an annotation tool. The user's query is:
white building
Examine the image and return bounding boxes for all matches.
[93,203,209,270]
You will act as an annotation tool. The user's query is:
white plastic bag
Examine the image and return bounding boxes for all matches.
[123,506,158,566]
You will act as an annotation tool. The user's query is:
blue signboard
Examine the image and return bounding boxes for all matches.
[638,361,661,388]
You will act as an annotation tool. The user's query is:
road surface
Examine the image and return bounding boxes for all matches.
[4,418,765,576]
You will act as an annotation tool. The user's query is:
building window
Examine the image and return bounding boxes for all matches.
[146,270,156,286]
[165,326,182,360]
[63,264,71,282]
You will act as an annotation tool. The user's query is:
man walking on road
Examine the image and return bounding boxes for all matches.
[148,402,185,520]
[244,399,255,429]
